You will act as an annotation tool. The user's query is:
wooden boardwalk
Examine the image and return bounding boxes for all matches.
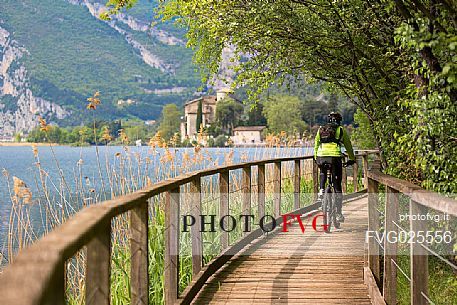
[2,152,452,305]
[192,197,372,304]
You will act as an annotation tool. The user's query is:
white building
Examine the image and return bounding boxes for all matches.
[232,126,266,146]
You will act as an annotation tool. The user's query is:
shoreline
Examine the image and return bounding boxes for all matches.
[0,142,60,147]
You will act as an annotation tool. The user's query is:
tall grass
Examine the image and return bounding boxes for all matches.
[1,130,313,304]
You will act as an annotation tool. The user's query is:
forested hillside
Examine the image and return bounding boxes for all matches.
[0,0,201,135]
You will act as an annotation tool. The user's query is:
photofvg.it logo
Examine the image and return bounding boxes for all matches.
[182,213,329,233]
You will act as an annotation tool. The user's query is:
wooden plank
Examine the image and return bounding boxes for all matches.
[258,164,265,220]
[294,160,301,209]
[353,158,359,192]
[383,187,398,305]
[242,166,251,233]
[190,176,203,276]
[274,161,281,217]
[364,267,387,305]
[410,200,428,305]
[130,200,149,305]
[219,171,229,249]
[367,177,381,287]
[86,220,111,305]
[165,188,180,304]
[313,159,319,200]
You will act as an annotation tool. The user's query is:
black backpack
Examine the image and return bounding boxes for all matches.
[319,124,343,144]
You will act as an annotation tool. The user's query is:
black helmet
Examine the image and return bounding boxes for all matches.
[328,112,342,124]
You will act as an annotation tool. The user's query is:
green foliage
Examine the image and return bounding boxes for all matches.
[13,133,21,143]
[244,103,267,126]
[25,119,152,145]
[215,97,244,134]
[158,104,181,140]
[196,100,203,133]
[214,135,227,147]
[155,0,457,193]
[262,95,307,135]
[121,120,156,143]
[351,108,377,149]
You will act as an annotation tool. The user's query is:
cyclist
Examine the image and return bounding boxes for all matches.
[314,112,355,223]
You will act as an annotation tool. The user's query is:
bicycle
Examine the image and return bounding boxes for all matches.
[319,160,351,233]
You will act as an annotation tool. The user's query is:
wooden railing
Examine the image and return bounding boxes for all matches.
[366,164,457,305]
[0,151,376,305]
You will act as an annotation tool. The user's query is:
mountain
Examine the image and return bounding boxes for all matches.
[0,0,205,137]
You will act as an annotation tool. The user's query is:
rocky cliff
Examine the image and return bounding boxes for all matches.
[69,0,175,73]
[0,0,236,138]
[0,24,69,137]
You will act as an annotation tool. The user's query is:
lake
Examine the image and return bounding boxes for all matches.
[0,145,313,261]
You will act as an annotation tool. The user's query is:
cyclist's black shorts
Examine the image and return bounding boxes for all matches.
[316,156,343,169]
[316,156,343,193]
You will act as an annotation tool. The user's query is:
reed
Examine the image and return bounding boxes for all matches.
[1,120,312,304]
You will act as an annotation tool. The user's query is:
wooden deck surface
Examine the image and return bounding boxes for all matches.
[192,197,372,304]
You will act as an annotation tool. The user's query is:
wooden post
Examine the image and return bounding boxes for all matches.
[242,166,251,233]
[86,221,111,305]
[294,160,301,209]
[258,164,266,220]
[273,162,281,217]
[353,158,359,192]
[131,200,149,305]
[190,177,203,276]
[42,262,65,305]
[362,154,369,189]
[383,187,398,305]
[220,171,229,249]
[367,177,381,286]
[165,188,180,304]
[312,159,319,200]
[410,200,428,305]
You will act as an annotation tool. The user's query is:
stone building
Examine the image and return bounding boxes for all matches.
[180,88,233,142]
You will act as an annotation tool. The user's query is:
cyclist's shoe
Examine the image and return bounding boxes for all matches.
[317,189,324,202]
[336,213,345,223]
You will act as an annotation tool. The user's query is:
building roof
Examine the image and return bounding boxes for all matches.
[218,88,234,93]
[233,126,266,132]
[185,95,217,106]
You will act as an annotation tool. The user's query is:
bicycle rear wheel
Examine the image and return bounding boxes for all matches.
[322,187,333,233]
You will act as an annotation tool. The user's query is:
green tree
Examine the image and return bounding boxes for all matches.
[214,135,228,147]
[300,99,328,127]
[27,127,47,143]
[245,103,267,126]
[158,104,181,141]
[14,133,22,143]
[215,97,243,134]
[109,0,457,193]
[351,108,376,149]
[263,95,307,135]
[196,99,203,132]
[124,125,150,143]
